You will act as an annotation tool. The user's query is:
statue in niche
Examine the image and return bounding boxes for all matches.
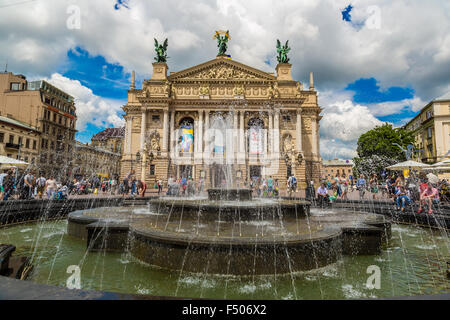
[296,82,302,98]
[283,135,295,161]
[147,131,161,152]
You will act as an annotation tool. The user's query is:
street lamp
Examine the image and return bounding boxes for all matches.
[296,152,304,165]
[149,152,154,163]
[136,151,141,163]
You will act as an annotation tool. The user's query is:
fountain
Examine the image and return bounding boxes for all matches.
[67,188,391,276]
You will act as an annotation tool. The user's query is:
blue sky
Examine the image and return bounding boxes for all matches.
[2,0,448,159]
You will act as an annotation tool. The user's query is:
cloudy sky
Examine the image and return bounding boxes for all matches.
[1,0,449,159]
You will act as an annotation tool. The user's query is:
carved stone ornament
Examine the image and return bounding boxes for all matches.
[199,86,210,96]
[303,117,312,131]
[233,85,245,96]
[187,65,258,80]
[146,131,161,152]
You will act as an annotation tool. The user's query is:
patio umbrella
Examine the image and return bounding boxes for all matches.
[385,160,430,171]
[431,159,450,167]
[423,166,450,171]
[426,173,439,184]
[0,156,29,170]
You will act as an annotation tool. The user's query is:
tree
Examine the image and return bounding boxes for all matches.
[353,123,415,177]
[356,123,414,160]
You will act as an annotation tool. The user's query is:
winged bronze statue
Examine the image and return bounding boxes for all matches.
[276,39,291,64]
[154,38,168,63]
[214,30,230,56]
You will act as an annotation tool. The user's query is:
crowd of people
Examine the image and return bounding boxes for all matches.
[0,168,127,200]
[1,167,449,214]
[316,171,449,214]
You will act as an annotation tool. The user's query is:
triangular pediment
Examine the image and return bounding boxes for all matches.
[168,58,276,81]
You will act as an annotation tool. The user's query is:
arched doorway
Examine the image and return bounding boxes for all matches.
[178,117,194,153]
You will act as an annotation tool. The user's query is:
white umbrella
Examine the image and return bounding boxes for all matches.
[427,173,439,184]
[423,166,450,171]
[386,160,430,171]
[0,155,29,169]
[432,159,450,167]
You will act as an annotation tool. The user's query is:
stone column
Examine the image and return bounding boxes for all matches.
[140,110,146,152]
[268,111,273,155]
[296,110,303,152]
[233,111,238,157]
[311,116,317,157]
[204,110,210,161]
[163,109,169,152]
[239,111,245,163]
[274,109,280,157]
[316,118,320,159]
[196,110,203,163]
[127,117,132,154]
[169,110,175,158]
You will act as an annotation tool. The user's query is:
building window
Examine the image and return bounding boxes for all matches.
[18,137,22,146]
[282,115,291,122]
[0,132,4,143]
[9,135,14,144]
[26,139,30,149]
[33,140,37,150]
[152,115,160,121]
[10,83,21,91]
[428,127,432,138]
[150,165,156,176]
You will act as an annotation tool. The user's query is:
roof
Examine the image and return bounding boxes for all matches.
[322,159,354,166]
[0,116,39,132]
[434,91,450,102]
[75,141,121,156]
[91,127,125,141]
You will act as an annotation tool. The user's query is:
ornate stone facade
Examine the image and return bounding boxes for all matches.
[121,56,322,189]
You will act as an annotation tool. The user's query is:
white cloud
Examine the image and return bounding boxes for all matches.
[319,96,384,160]
[367,96,426,117]
[321,99,383,142]
[0,0,447,101]
[44,73,125,133]
[1,0,449,153]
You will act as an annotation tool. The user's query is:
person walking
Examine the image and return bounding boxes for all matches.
[370,173,379,200]
[287,174,297,197]
[356,174,366,200]
[36,174,46,199]
[157,179,163,195]
[341,174,349,200]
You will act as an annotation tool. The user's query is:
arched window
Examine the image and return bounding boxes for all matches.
[248,118,265,155]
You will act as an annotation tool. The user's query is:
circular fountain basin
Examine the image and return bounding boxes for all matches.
[147,197,311,221]
[67,203,390,276]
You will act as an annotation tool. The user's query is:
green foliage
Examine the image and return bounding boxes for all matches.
[353,155,397,178]
[353,123,415,177]
[356,123,415,160]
